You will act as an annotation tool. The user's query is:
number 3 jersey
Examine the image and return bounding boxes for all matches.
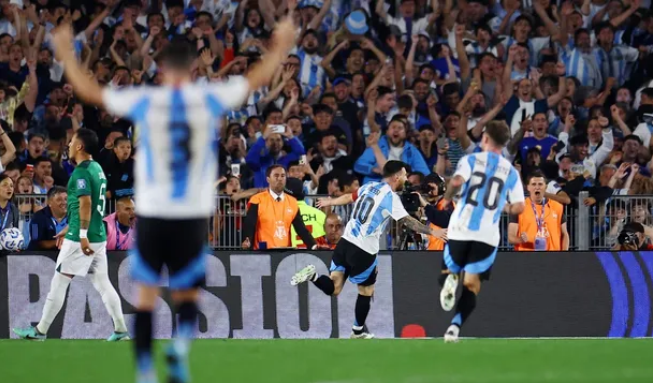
[102,77,250,219]
[66,160,107,243]
[343,181,409,255]
[448,152,525,247]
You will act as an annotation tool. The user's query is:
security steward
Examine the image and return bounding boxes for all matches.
[242,165,317,250]
[285,177,326,249]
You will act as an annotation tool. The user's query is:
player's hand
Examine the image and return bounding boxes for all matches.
[272,17,296,54]
[241,237,251,250]
[52,24,74,62]
[520,232,529,243]
[80,238,94,256]
[316,198,332,208]
[431,228,447,241]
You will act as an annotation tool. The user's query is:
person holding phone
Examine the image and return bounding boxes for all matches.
[245,123,306,188]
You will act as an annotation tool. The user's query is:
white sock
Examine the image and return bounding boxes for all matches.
[37,273,72,335]
[311,273,319,282]
[89,272,128,333]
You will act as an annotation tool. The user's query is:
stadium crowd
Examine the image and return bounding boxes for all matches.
[1,0,653,250]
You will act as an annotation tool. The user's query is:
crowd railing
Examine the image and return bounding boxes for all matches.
[15,192,653,251]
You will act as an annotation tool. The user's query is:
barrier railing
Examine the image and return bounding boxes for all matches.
[16,191,653,251]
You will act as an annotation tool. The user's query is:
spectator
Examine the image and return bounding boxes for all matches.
[509,171,570,251]
[18,132,47,167]
[285,178,326,249]
[354,118,429,184]
[104,136,134,200]
[242,165,317,250]
[316,213,343,249]
[32,158,53,194]
[308,130,352,175]
[14,175,38,216]
[303,104,348,151]
[0,121,16,170]
[103,197,136,251]
[246,124,306,188]
[27,186,67,250]
[0,173,20,231]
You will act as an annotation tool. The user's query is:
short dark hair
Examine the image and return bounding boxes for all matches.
[313,104,334,115]
[526,170,547,184]
[397,94,414,110]
[382,160,407,178]
[484,121,511,147]
[47,186,66,199]
[114,136,131,147]
[75,128,99,155]
[408,172,424,182]
[376,86,393,99]
[442,82,460,97]
[266,164,286,177]
[34,157,51,168]
[623,134,643,146]
[263,105,282,121]
[160,37,197,70]
[641,87,653,98]
[624,221,645,234]
[338,173,358,192]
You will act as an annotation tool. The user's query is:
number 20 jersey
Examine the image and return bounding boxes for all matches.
[343,182,409,255]
[448,152,525,247]
[102,77,250,219]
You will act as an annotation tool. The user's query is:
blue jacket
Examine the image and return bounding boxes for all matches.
[354,136,430,184]
[245,136,306,187]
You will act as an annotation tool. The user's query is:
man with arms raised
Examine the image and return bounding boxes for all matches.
[46,16,297,383]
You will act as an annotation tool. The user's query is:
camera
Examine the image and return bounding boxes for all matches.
[401,185,422,213]
[618,229,640,247]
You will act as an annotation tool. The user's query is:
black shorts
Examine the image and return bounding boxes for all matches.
[329,238,378,286]
[131,216,208,290]
[443,239,498,281]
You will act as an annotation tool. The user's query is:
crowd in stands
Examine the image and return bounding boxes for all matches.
[1,0,653,250]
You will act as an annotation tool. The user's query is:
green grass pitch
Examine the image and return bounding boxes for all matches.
[1,339,652,382]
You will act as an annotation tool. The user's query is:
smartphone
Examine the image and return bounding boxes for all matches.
[299,155,307,165]
[429,88,439,103]
[270,124,286,134]
[551,141,565,153]
[231,164,241,177]
[436,137,447,150]
[26,164,34,172]
[570,164,584,174]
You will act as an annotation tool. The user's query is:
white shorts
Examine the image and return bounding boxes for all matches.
[55,239,108,277]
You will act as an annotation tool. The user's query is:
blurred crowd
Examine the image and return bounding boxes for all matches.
[1,0,653,250]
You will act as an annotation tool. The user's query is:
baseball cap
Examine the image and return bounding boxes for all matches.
[332,77,351,87]
[284,178,306,201]
[345,10,368,35]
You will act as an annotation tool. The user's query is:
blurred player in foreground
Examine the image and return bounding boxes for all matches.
[439,121,525,342]
[292,161,447,339]
[14,129,128,342]
[48,16,296,383]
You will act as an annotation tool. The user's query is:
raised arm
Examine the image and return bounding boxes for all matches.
[321,39,348,79]
[52,25,104,106]
[307,0,332,30]
[546,64,568,108]
[454,24,470,81]
[317,193,354,208]
[503,45,517,100]
[246,18,297,92]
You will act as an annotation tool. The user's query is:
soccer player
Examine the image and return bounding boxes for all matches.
[439,120,526,343]
[291,160,447,339]
[13,129,129,341]
[49,17,296,383]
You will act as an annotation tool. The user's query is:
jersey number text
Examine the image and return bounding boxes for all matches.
[352,197,375,223]
[465,171,504,210]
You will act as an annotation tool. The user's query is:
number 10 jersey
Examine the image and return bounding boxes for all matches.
[448,152,525,247]
[342,181,409,255]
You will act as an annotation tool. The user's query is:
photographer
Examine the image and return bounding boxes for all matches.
[612,222,653,251]
[403,173,453,251]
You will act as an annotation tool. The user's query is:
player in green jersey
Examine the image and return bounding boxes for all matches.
[13,129,128,341]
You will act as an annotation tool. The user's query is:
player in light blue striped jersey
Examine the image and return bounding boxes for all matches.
[439,120,525,343]
[291,161,446,339]
[51,16,297,383]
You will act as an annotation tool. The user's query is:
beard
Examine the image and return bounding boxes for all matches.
[472,105,486,117]
[304,44,318,54]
